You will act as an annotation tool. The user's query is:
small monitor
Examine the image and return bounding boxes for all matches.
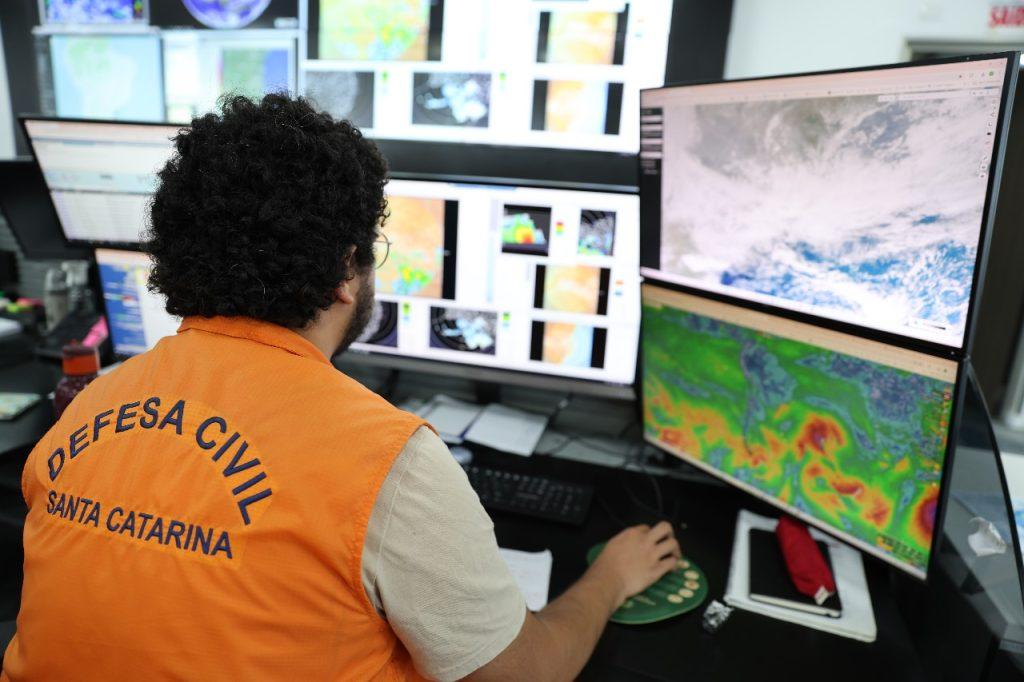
[353,177,641,396]
[48,34,164,122]
[306,0,675,153]
[639,55,1017,351]
[95,248,179,357]
[0,159,91,261]
[641,283,959,578]
[21,118,180,247]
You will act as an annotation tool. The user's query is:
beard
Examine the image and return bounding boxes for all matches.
[335,273,375,356]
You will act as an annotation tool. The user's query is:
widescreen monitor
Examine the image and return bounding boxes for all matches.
[0,159,91,261]
[353,176,641,394]
[641,284,960,579]
[163,30,298,123]
[305,0,674,153]
[21,118,180,247]
[93,174,642,396]
[639,54,1018,353]
[95,248,179,357]
[47,33,164,122]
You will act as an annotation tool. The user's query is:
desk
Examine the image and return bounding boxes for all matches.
[0,358,59,460]
[478,448,926,681]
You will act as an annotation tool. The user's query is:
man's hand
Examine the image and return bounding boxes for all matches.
[465,521,682,681]
[588,521,682,606]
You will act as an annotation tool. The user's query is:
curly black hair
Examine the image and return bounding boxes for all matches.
[146,93,388,329]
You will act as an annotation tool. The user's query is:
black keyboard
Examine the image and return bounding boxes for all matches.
[464,464,594,526]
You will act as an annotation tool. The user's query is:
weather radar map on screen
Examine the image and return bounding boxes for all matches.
[377,195,445,298]
[642,286,957,576]
[319,0,430,61]
[640,58,1010,349]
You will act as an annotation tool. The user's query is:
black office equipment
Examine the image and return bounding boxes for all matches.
[0,159,90,261]
[464,463,594,525]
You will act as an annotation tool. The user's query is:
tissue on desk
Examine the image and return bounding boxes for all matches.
[499,548,552,611]
[464,404,548,456]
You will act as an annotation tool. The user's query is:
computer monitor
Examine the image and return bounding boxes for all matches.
[21,118,180,247]
[641,284,960,578]
[305,0,674,153]
[40,0,146,25]
[639,54,1018,353]
[352,176,641,397]
[163,30,298,123]
[95,248,179,357]
[47,33,164,122]
[0,159,91,261]
[91,174,642,398]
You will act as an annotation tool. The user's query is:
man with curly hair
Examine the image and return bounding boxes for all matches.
[4,95,680,681]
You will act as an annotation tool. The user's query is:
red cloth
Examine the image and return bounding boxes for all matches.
[776,516,836,602]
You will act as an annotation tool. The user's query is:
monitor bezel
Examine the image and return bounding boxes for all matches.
[638,51,1021,360]
[18,115,185,250]
[638,281,967,581]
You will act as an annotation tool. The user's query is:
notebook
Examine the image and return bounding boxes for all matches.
[748,528,842,618]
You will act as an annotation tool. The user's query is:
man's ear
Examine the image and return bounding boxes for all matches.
[336,245,359,304]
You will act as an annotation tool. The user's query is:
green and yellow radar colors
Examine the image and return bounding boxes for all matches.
[641,285,957,578]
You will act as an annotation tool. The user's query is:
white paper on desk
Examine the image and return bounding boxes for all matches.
[417,395,484,444]
[724,510,877,642]
[464,403,548,456]
[499,548,552,611]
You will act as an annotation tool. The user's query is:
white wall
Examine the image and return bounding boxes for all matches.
[726,0,1024,79]
[0,20,14,159]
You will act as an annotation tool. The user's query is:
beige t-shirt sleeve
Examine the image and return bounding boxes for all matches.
[361,426,528,682]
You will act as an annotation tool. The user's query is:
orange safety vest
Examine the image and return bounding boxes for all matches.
[3,316,428,681]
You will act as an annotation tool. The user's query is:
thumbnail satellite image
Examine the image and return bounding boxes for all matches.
[45,0,141,24]
[412,72,491,127]
[541,80,609,135]
[219,48,290,101]
[356,301,398,347]
[502,206,551,256]
[377,196,446,298]
[319,0,431,61]
[642,289,955,573]
[50,35,164,121]
[543,11,619,65]
[542,322,595,368]
[541,265,602,315]
[578,209,617,256]
[658,91,996,345]
[430,308,497,354]
[183,0,271,29]
[303,70,375,128]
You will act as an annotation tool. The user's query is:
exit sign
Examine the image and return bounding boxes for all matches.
[990,4,1024,27]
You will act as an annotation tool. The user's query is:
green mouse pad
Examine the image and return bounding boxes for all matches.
[586,543,709,625]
